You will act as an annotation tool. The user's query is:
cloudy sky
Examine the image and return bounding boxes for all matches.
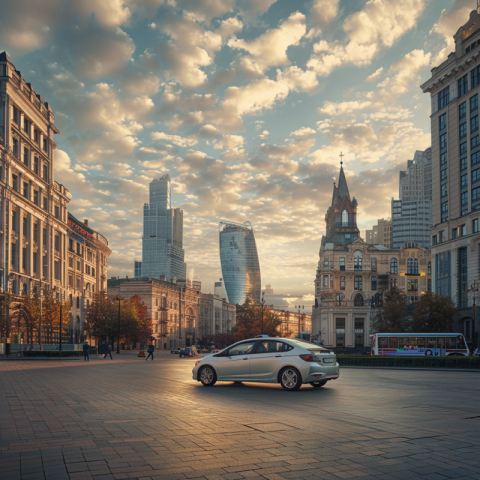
[1,0,474,305]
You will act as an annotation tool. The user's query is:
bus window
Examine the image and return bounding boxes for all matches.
[445,337,456,349]
[437,337,445,350]
[458,336,467,349]
[427,338,437,348]
[379,337,388,348]
[410,337,418,347]
[417,337,426,348]
[388,337,398,348]
[398,337,409,349]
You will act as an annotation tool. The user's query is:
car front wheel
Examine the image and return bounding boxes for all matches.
[310,380,327,388]
[280,367,302,391]
[199,365,217,386]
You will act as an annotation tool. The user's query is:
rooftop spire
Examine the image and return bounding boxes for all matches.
[336,153,350,201]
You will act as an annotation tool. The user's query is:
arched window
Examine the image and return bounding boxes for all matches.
[354,251,363,271]
[407,258,419,274]
[342,209,348,226]
[390,258,398,274]
[354,293,364,306]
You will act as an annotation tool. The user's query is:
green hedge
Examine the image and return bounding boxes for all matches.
[20,351,83,358]
[337,355,480,369]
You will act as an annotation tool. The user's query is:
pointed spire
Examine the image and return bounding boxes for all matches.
[337,163,350,201]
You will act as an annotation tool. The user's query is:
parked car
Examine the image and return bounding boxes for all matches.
[192,337,339,391]
[179,347,198,357]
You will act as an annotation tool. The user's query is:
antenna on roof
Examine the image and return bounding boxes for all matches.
[339,151,344,166]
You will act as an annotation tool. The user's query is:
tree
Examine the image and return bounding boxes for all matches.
[235,297,282,340]
[411,292,457,333]
[371,289,410,333]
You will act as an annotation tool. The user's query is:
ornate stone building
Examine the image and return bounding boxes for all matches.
[198,293,236,340]
[107,277,201,349]
[312,163,431,348]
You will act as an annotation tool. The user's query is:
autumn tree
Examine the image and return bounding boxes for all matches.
[411,291,457,333]
[371,289,410,333]
[235,297,282,339]
[130,296,153,346]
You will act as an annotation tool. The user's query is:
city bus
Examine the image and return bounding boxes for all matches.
[370,333,469,357]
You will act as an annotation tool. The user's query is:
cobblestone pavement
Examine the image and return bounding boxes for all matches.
[1,352,479,480]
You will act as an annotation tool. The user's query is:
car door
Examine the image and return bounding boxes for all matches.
[249,341,291,381]
[216,341,256,381]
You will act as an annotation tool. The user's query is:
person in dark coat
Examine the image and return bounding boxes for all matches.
[83,341,90,362]
[146,344,154,361]
[104,343,113,359]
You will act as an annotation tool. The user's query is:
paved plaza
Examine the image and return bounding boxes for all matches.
[0,353,479,480]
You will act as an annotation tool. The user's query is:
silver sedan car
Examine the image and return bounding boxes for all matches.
[192,336,339,391]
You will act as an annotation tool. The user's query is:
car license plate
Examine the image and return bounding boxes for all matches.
[323,358,334,363]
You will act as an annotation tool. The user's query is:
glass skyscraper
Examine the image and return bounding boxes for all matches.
[219,220,261,305]
[141,175,186,280]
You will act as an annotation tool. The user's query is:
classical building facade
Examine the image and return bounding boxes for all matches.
[198,293,236,339]
[312,164,431,348]
[392,148,432,248]
[219,220,261,305]
[141,174,186,281]
[107,277,201,349]
[365,218,392,248]
[420,7,480,347]
[265,307,312,339]
[0,51,110,346]
[67,214,111,343]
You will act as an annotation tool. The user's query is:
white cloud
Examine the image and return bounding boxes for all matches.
[151,132,198,147]
[318,101,372,116]
[290,127,316,137]
[214,134,244,149]
[310,0,339,30]
[366,66,383,81]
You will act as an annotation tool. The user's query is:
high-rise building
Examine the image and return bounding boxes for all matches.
[365,218,392,248]
[140,174,186,281]
[134,260,142,278]
[420,7,480,347]
[214,278,228,300]
[391,148,432,248]
[219,220,261,305]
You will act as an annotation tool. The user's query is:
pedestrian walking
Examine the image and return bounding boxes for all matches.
[146,344,154,361]
[83,341,90,362]
[104,343,113,359]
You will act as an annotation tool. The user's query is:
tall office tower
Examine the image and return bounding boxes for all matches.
[219,220,261,305]
[365,218,392,247]
[134,260,142,278]
[391,148,432,248]
[421,7,480,346]
[141,175,186,281]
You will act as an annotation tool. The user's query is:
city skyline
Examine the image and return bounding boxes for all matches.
[0,0,472,298]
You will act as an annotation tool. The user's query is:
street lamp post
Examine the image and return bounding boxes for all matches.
[116,297,121,354]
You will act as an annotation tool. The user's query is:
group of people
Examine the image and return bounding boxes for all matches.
[82,341,154,361]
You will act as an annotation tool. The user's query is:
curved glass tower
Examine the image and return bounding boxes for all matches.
[219,220,261,305]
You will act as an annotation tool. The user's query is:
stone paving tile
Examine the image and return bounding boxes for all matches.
[1,354,479,480]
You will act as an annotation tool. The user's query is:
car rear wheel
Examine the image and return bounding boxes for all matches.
[310,380,327,388]
[280,367,302,391]
[199,366,217,386]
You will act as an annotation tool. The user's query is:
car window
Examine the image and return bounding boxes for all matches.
[255,341,292,353]
[228,341,256,356]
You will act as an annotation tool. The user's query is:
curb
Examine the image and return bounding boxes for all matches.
[340,365,480,372]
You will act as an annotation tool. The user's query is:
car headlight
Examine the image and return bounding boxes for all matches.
[195,360,201,367]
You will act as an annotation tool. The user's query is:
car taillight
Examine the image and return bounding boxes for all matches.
[299,354,317,362]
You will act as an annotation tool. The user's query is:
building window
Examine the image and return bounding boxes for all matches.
[339,257,345,271]
[407,278,419,292]
[43,197,48,211]
[354,276,362,290]
[471,92,478,111]
[390,258,398,274]
[461,157,468,171]
[407,258,419,274]
[23,147,29,166]
[12,174,18,191]
[340,276,345,290]
[439,230,444,243]
[472,135,479,149]
[436,251,451,297]
[439,113,447,130]
[440,133,447,149]
[458,74,468,97]
[54,234,60,251]
[473,187,480,202]
[474,218,479,233]
[461,142,467,156]
[354,251,363,271]
[335,318,345,347]
[440,152,447,166]
[13,138,19,158]
[23,182,28,199]
[371,276,377,291]
[33,190,39,205]
[323,257,329,268]
[474,169,480,185]
[43,164,48,181]
[441,182,448,198]
[441,201,448,221]
[342,209,348,226]
[354,293,364,306]
[354,319,364,347]
[371,257,377,272]
[34,156,39,175]
[460,123,467,139]
[390,277,398,290]
[323,275,329,287]
[460,101,467,119]
[432,235,437,245]
[460,224,467,236]
[441,168,447,182]
[54,205,60,219]
[438,86,449,109]
[472,115,479,134]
